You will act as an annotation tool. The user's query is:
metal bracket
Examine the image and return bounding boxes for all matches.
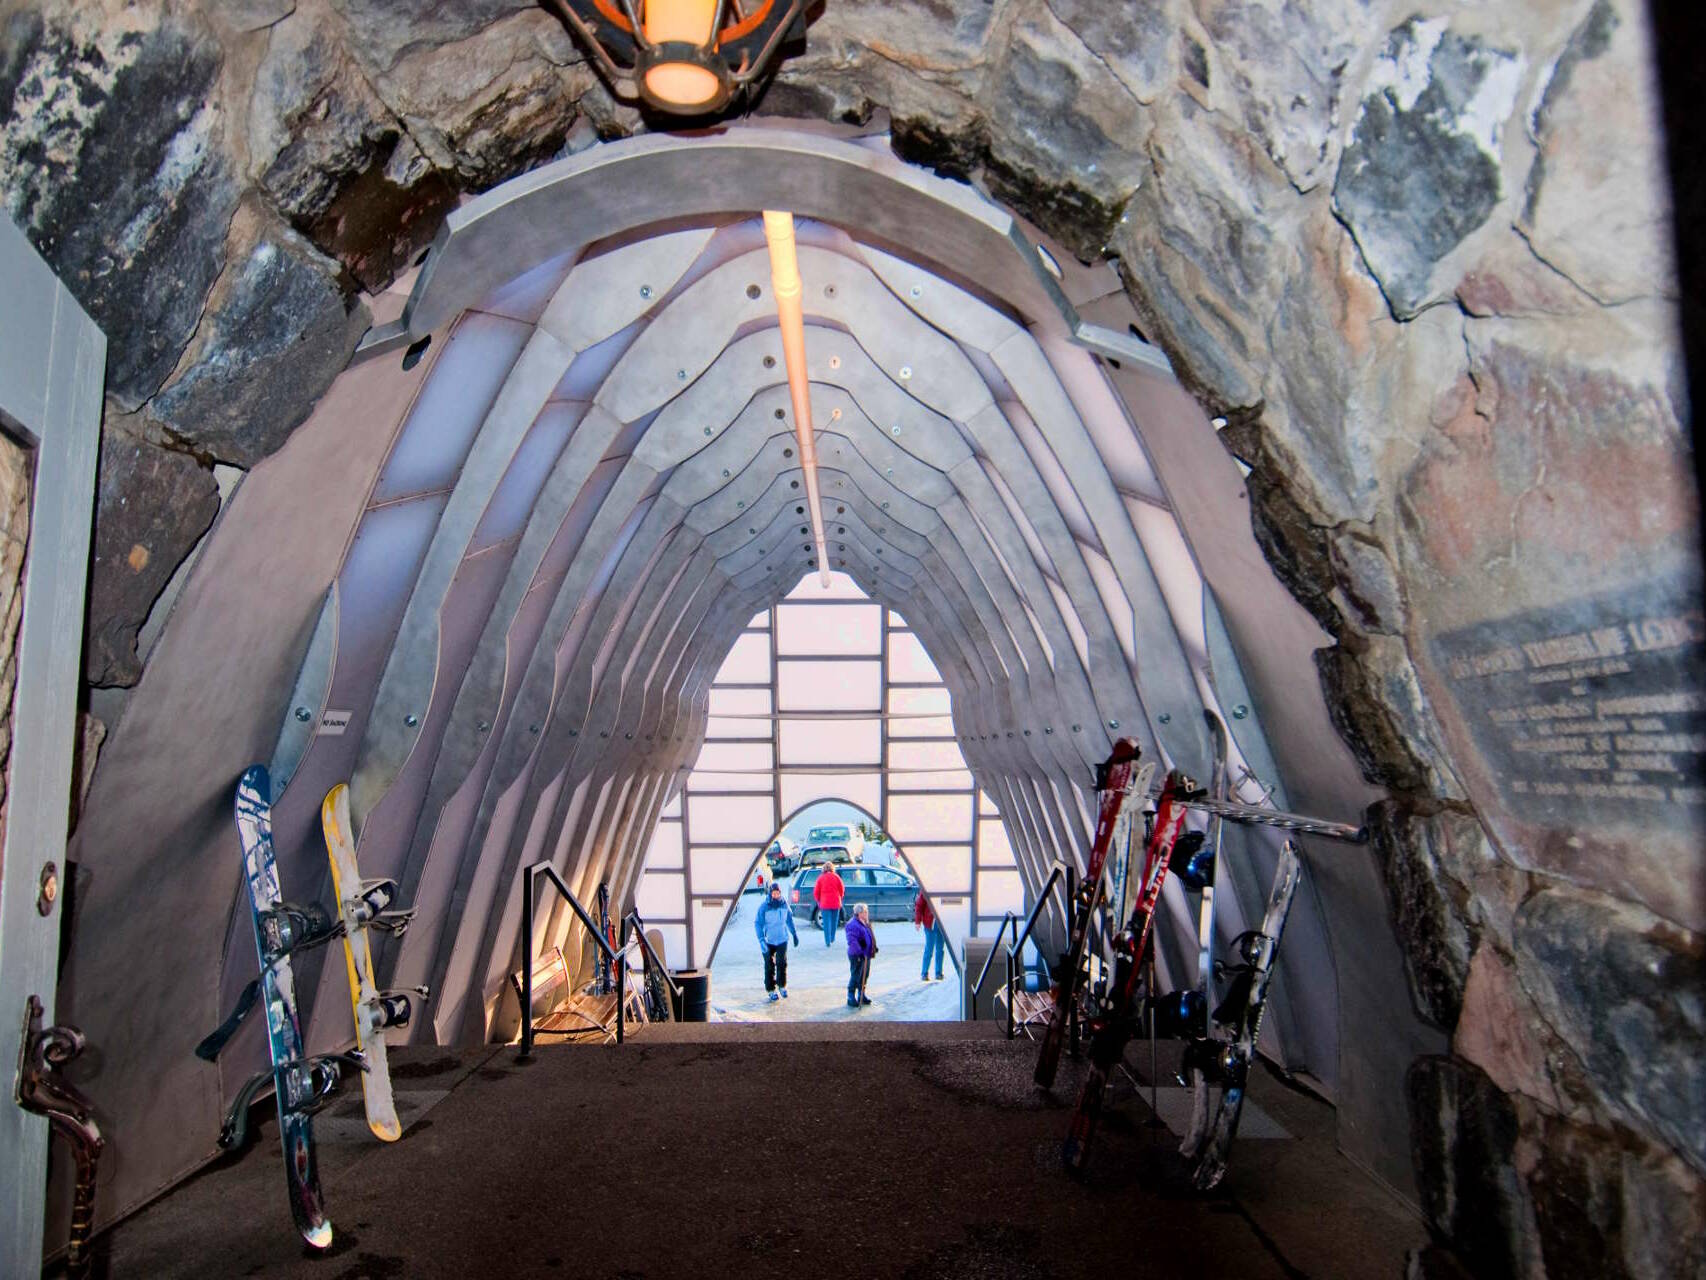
[15,995,103,1275]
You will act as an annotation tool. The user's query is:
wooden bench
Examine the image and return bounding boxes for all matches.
[510,944,646,1044]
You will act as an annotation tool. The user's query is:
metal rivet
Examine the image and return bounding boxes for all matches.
[722,469,731,478]
[899,366,912,380]
[1072,724,1081,733]
[881,501,889,509]
[824,284,837,298]
[891,425,901,436]
[294,706,312,723]
[676,369,687,380]
[640,284,653,299]
[910,284,922,298]
[1157,713,1171,724]
[1044,727,1053,734]
[1108,720,1119,730]
[405,713,420,727]
[763,355,776,369]
[601,731,609,738]
[1023,729,1031,736]
[569,728,578,736]
[746,284,760,299]
[478,720,490,732]
[737,500,745,509]
[37,862,57,916]
[829,355,841,370]
[792,481,799,489]
[625,732,633,740]
[529,724,540,733]
[704,426,713,436]
[1232,704,1249,720]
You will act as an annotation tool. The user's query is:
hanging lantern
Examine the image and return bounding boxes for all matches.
[546,0,811,115]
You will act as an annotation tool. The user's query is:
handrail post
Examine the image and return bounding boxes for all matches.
[615,914,626,1044]
[1005,947,1015,1039]
[519,867,535,1062]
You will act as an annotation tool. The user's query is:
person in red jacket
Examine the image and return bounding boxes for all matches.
[914,890,946,982]
[813,862,846,946]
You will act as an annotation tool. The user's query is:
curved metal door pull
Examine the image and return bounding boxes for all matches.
[15,995,104,1276]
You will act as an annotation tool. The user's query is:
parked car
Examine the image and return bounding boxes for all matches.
[764,836,800,877]
[798,844,853,871]
[790,864,919,922]
[804,823,865,862]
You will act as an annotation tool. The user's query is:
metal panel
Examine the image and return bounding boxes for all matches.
[0,212,104,1280]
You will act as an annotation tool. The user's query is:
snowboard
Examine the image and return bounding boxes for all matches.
[322,783,419,1142]
[1033,739,1147,1090]
[1062,767,1199,1171]
[234,764,335,1249]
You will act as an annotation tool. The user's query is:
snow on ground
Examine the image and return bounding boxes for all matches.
[708,884,961,1022]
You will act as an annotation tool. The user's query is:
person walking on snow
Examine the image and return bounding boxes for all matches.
[914,890,945,982]
[754,881,800,1002]
[813,862,846,946]
[845,903,877,1008]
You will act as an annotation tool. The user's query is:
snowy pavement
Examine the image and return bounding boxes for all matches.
[708,888,962,1022]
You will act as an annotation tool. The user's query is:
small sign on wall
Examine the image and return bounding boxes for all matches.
[317,709,353,736]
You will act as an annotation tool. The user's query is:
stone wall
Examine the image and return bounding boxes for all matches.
[0,2,1698,1275]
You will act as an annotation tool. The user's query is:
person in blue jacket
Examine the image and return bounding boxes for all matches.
[754,881,801,1002]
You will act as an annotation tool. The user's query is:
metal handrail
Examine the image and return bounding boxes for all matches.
[519,861,625,1060]
[1004,860,1072,1039]
[969,914,1016,1018]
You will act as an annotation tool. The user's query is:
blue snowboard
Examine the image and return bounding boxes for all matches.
[234,764,333,1249]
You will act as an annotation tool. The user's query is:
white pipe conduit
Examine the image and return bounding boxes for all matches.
[762,209,831,584]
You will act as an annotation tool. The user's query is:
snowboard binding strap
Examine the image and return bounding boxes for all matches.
[217,1051,366,1150]
[258,901,344,962]
[346,880,418,937]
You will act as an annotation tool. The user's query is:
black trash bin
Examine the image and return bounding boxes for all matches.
[671,969,710,1022]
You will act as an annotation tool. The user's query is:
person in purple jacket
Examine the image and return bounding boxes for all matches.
[845,903,877,1008]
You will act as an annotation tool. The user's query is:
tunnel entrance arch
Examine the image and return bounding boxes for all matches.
[632,571,1027,972]
[698,796,964,983]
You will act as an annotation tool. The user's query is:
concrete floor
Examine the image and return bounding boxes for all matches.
[90,1027,1429,1278]
[709,889,960,1022]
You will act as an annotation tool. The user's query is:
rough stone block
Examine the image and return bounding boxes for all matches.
[85,423,220,687]
[1513,886,1706,1177]
[1333,19,1523,318]
[0,7,238,406]
[147,208,370,468]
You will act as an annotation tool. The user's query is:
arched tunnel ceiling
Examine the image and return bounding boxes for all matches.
[65,128,1425,1228]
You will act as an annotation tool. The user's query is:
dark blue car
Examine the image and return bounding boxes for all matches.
[790,864,919,922]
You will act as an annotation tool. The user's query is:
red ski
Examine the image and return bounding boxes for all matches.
[1033,739,1145,1090]
[1063,768,1200,1170]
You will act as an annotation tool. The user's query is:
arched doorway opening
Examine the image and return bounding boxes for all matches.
[703,798,961,1021]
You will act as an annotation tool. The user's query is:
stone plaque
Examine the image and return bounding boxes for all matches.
[1432,575,1704,829]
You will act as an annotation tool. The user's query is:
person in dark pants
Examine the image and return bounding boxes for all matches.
[754,882,800,1002]
[914,890,945,981]
[845,903,877,1008]
[813,862,846,946]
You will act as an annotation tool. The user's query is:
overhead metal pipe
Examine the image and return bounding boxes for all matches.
[761,210,831,586]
